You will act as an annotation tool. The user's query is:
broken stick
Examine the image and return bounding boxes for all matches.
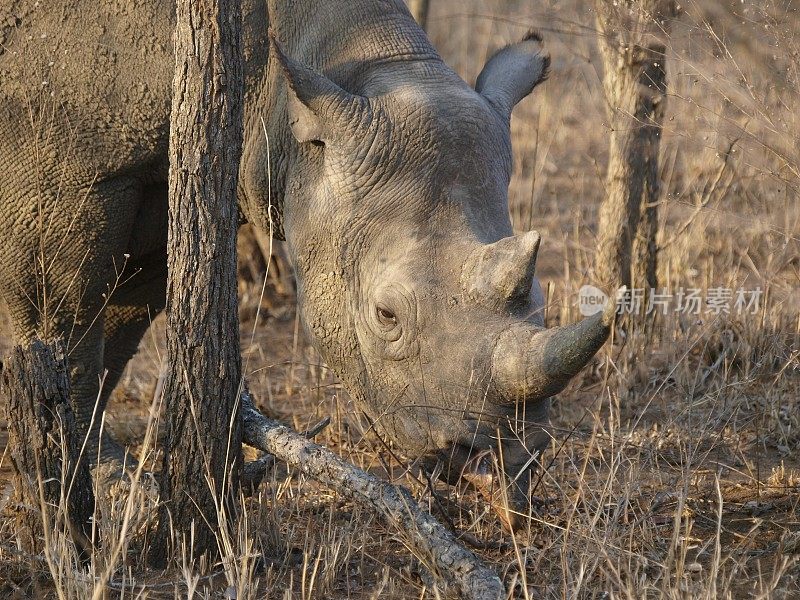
[240,390,504,600]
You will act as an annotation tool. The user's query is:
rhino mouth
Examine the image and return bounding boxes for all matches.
[433,435,540,532]
[460,449,537,531]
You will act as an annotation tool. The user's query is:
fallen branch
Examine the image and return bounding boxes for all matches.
[240,389,504,600]
[241,416,331,493]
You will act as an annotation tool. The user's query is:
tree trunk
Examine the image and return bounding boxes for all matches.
[630,47,667,292]
[153,0,244,565]
[408,0,431,30]
[1,340,94,568]
[593,0,676,294]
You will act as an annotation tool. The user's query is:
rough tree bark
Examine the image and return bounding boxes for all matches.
[1,340,94,566]
[408,0,431,30]
[593,0,677,293]
[153,0,244,564]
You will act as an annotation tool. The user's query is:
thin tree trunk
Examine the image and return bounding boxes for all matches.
[593,1,676,294]
[1,340,94,570]
[153,0,244,565]
[631,46,667,292]
[408,0,431,30]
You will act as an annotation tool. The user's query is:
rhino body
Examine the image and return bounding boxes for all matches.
[0,0,611,526]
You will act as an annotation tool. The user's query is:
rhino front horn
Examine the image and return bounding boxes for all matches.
[462,230,541,311]
[491,295,618,402]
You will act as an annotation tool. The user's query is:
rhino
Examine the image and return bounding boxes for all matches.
[0,0,612,528]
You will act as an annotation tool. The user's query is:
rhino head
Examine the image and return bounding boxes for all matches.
[271,32,614,529]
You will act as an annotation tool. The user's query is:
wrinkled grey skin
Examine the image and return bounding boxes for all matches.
[0,0,611,525]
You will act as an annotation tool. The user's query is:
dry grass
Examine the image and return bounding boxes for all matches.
[1,0,799,598]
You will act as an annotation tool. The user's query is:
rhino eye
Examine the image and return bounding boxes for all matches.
[376,305,398,327]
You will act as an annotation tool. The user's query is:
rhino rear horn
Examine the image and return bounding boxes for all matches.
[475,31,550,121]
[462,231,541,311]
[269,29,371,145]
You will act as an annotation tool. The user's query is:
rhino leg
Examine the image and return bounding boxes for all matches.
[98,250,167,459]
[63,316,114,466]
[0,171,146,468]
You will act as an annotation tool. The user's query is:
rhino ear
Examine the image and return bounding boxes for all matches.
[269,29,369,145]
[475,31,550,121]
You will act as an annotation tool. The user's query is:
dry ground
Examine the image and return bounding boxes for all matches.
[1,0,799,598]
